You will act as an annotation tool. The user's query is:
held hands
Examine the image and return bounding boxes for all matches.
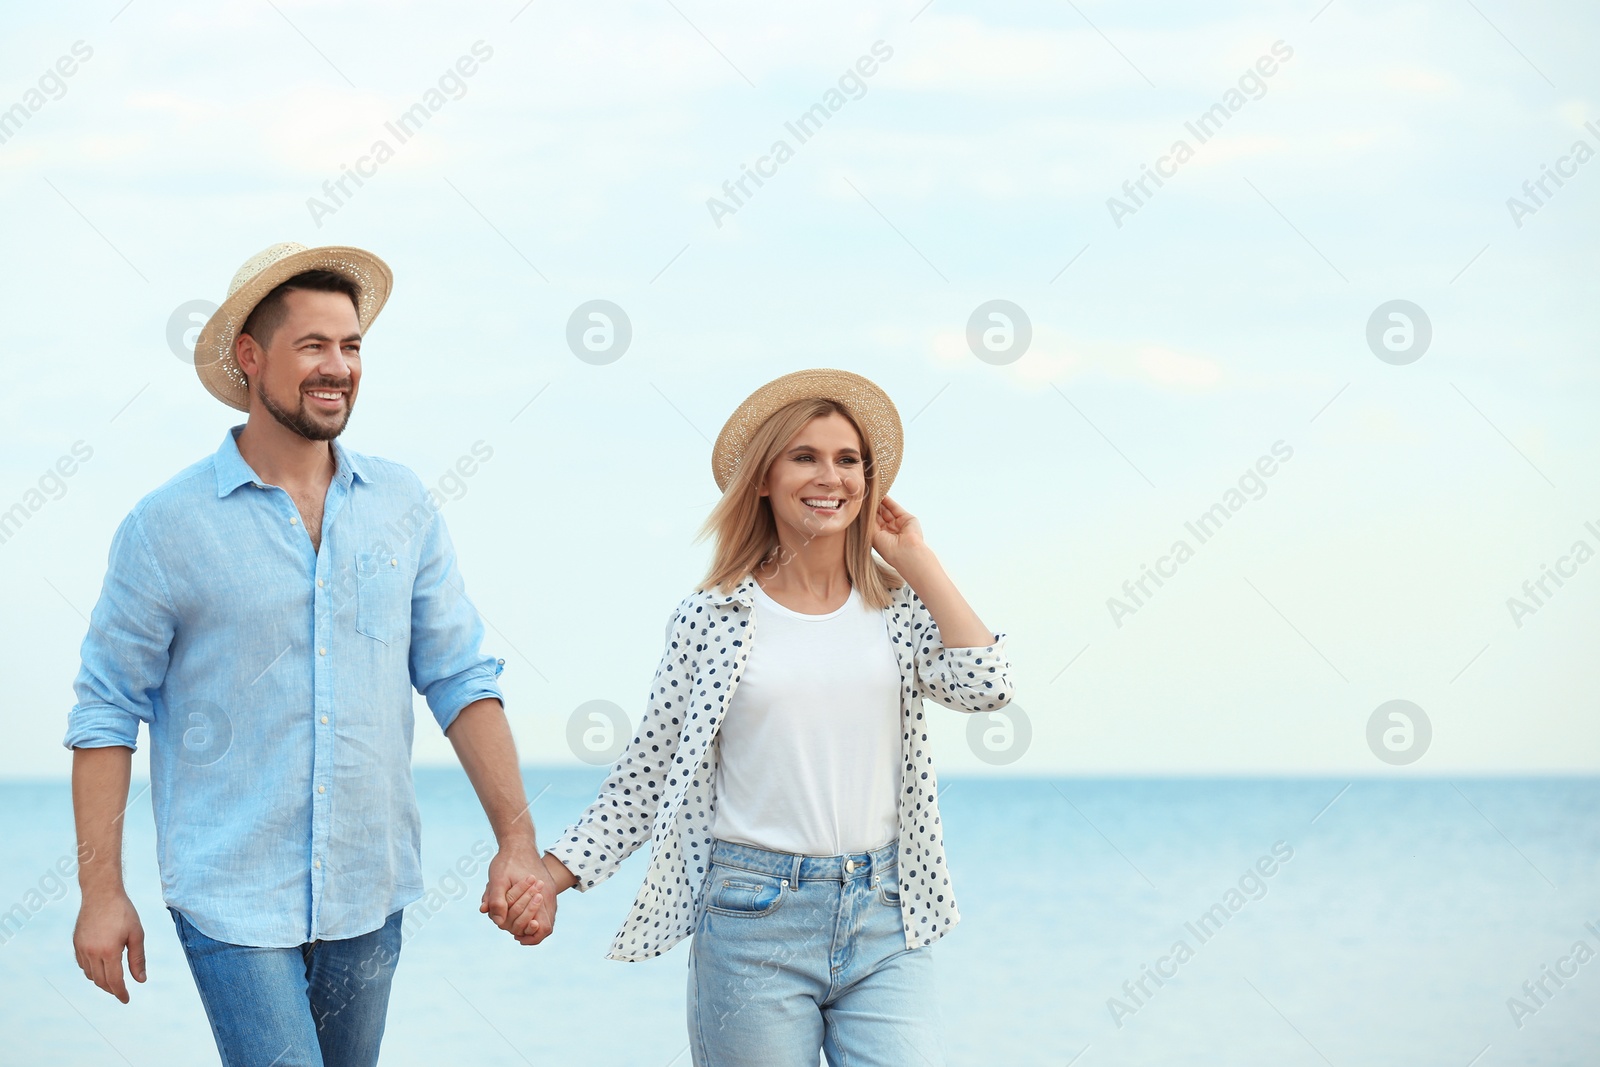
[505,854,577,946]
[478,840,557,946]
[73,891,146,1003]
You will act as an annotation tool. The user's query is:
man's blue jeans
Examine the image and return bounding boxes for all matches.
[687,838,946,1066]
[169,907,403,1067]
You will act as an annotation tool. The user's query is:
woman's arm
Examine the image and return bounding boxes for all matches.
[504,600,695,938]
[874,496,1014,713]
[893,547,993,648]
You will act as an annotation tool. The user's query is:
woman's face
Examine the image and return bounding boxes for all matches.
[760,412,868,544]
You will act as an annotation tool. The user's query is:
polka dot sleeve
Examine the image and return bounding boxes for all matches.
[546,598,696,891]
[903,588,1014,714]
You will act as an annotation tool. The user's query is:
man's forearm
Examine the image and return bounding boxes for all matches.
[445,698,537,849]
[72,746,133,899]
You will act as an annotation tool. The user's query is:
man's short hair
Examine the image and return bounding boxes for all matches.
[239,270,361,351]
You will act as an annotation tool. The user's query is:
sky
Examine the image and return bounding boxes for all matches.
[1,0,1596,778]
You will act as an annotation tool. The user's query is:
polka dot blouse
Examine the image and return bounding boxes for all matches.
[547,572,1014,962]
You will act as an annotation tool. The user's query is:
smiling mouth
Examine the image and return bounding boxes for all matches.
[304,389,346,409]
[802,497,843,512]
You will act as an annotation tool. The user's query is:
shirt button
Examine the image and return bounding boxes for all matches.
[389,558,397,567]
[313,859,321,870]
[317,785,325,794]
[319,647,327,656]
[290,517,298,525]
[321,715,329,724]
[317,578,324,588]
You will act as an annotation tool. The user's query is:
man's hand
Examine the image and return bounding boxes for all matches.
[478,842,556,945]
[447,699,556,945]
[73,891,145,1003]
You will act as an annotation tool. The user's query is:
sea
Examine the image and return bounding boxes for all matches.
[2,770,1597,1066]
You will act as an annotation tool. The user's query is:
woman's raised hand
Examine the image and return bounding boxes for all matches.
[870,494,929,566]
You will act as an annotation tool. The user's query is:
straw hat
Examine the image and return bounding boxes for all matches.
[711,368,903,494]
[193,243,393,411]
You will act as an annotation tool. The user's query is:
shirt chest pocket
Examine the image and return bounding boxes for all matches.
[353,551,412,645]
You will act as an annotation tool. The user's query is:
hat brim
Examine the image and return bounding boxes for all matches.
[194,246,393,412]
[711,368,903,495]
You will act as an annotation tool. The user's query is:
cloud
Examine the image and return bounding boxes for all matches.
[933,326,1223,392]
[1134,344,1224,388]
[1379,67,1458,96]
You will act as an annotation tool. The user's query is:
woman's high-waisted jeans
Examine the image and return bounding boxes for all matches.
[687,838,945,1066]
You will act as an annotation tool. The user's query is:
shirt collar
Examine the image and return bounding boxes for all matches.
[213,424,370,498]
[708,573,759,607]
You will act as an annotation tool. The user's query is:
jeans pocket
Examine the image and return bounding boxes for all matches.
[705,866,786,916]
[353,552,411,645]
[875,867,903,908]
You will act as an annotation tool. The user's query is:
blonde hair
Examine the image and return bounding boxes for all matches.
[696,398,902,609]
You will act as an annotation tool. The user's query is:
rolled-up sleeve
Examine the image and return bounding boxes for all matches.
[907,591,1014,714]
[407,501,504,732]
[916,632,1013,713]
[65,510,176,751]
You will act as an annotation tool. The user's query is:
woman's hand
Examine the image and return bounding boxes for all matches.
[870,495,931,568]
[506,853,578,945]
[871,494,995,647]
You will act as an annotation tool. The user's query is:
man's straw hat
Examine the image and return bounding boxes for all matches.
[711,368,903,494]
[193,243,393,411]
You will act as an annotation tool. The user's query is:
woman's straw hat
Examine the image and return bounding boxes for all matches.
[711,368,903,494]
[193,242,393,411]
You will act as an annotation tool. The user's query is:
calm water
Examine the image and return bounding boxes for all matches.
[2,770,1597,1065]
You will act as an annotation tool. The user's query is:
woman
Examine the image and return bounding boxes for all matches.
[512,368,1013,1065]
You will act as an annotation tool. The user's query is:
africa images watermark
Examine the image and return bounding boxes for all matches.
[1107,841,1295,1029]
[567,699,632,765]
[0,40,94,148]
[0,844,96,948]
[706,40,895,228]
[1504,518,1600,629]
[0,441,95,548]
[312,838,497,1029]
[1505,119,1600,230]
[318,439,496,623]
[1106,39,1294,228]
[400,839,496,942]
[1505,918,1600,1030]
[307,40,495,227]
[1107,441,1294,627]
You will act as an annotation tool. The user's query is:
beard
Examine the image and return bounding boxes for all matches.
[257,377,354,441]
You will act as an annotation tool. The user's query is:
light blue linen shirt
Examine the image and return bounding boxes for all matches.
[64,425,504,948]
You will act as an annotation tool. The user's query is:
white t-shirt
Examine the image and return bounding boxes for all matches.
[711,581,903,857]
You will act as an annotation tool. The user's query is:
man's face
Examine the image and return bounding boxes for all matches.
[242,289,362,441]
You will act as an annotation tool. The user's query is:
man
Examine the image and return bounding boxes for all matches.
[65,242,555,1066]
